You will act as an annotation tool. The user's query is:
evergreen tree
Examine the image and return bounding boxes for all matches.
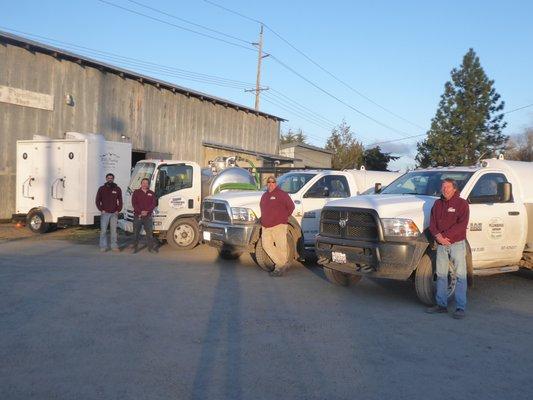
[280,128,307,144]
[363,146,399,171]
[325,120,364,169]
[416,49,507,167]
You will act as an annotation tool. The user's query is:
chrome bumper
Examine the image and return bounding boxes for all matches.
[200,220,259,249]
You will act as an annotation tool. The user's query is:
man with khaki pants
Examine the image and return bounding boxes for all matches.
[260,176,295,277]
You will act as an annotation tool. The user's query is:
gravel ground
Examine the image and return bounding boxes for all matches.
[0,229,532,400]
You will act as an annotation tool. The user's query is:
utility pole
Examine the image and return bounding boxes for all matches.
[254,24,264,110]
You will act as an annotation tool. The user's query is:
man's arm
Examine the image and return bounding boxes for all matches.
[285,192,295,216]
[429,203,440,237]
[132,191,139,213]
[95,187,103,211]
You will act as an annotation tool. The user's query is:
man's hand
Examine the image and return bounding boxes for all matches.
[115,211,119,216]
[435,233,451,246]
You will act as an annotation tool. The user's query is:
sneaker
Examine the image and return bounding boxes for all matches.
[426,305,448,314]
[269,269,284,277]
[453,309,466,319]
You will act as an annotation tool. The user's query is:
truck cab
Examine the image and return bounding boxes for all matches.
[200,168,400,269]
[121,160,202,250]
[316,158,533,304]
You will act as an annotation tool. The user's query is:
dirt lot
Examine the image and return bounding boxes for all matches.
[1,224,532,400]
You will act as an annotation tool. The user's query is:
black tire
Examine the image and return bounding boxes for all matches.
[253,231,296,272]
[415,253,458,305]
[218,247,243,260]
[323,267,362,286]
[166,218,199,250]
[26,209,50,234]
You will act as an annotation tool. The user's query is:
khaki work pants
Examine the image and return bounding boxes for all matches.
[261,224,289,268]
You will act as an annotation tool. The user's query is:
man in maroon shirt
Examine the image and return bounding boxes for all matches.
[95,173,123,252]
[260,175,295,277]
[132,178,157,253]
[427,178,470,319]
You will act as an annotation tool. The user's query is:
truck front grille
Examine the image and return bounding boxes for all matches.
[320,208,379,241]
[202,200,231,223]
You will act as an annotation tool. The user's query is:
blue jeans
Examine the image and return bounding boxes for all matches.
[100,212,118,250]
[436,240,467,310]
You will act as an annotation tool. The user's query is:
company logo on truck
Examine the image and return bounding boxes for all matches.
[100,152,120,169]
[488,217,504,240]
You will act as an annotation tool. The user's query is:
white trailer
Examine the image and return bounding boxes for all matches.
[14,132,131,233]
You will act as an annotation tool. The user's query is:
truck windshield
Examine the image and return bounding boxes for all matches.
[129,162,156,191]
[381,170,474,196]
[276,173,317,194]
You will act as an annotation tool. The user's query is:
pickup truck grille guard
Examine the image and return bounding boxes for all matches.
[202,200,231,223]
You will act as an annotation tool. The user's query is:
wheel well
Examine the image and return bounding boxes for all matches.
[170,215,199,227]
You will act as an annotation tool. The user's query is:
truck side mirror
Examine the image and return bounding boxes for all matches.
[374,183,382,194]
[498,182,512,203]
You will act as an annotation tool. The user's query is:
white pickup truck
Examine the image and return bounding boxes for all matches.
[200,168,400,269]
[316,158,533,304]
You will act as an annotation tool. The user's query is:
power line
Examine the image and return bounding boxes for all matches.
[202,0,426,131]
[124,0,251,45]
[95,0,256,53]
[504,103,533,114]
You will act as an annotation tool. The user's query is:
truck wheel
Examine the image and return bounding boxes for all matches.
[26,210,50,234]
[167,218,199,250]
[218,247,243,260]
[323,267,361,286]
[415,254,457,305]
[253,232,296,272]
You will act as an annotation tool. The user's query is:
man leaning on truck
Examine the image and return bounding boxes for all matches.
[260,175,295,277]
[132,178,158,253]
[427,178,470,319]
[95,173,123,252]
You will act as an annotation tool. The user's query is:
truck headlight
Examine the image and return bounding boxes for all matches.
[231,207,257,223]
[381,218,420,238]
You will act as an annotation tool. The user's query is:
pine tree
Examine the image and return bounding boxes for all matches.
[325,120,364,169]
[416,49,507,167]
[280,128,307,144]
[363,146,399,171]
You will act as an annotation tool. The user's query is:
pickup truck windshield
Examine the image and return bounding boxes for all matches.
[129,162,156,191]
[276,173,317,194]
[381,170,474,196]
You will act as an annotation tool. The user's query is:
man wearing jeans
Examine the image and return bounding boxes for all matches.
[132,178,157,253]
[259,175,295,277]
[95,173,123,252]
[427,178,470,319]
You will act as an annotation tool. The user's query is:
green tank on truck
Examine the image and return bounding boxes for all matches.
[316,158,533,305]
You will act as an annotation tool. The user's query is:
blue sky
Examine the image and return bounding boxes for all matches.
[3,0,532,170]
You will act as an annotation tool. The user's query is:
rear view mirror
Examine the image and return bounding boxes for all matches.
[374,183,382,194]
[498,182,512,203]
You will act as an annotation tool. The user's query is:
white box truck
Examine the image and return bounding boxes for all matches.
[316,158,533,304]
[200,167,401,268]
[14,133,131,233]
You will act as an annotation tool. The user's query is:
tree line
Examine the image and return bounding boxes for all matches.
[281,48,531,171]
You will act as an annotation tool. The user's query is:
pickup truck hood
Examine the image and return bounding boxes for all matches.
[205,190,265,215]
[326,194,439,231]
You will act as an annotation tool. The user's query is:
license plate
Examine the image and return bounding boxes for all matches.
[332,251,346,264]
[202,231,211,241]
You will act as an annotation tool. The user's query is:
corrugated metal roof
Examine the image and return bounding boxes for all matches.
[0,30,285,122]
[280,141,333,154]
[203,140,300,162]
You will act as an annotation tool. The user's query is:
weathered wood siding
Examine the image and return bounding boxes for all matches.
[0,42,280,219]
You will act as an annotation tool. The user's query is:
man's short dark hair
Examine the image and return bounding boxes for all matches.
[141,178,150,184]
[106,173,115,179]
[443,178,458,189]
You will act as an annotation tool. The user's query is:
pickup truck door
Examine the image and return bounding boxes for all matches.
[300,174,351,245]
[466,172,525,267]
[153,163,200,231]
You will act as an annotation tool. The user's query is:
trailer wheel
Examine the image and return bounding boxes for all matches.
[167,218,199,250]
[26,210,50,234]
[253,230,296,272]
[415,253,457,305]
[323,267,362,286]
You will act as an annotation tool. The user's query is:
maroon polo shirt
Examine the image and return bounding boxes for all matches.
[132,188,157,217]
[429,191,469,244]
[260,186,295,228]
[95,183,123,213]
